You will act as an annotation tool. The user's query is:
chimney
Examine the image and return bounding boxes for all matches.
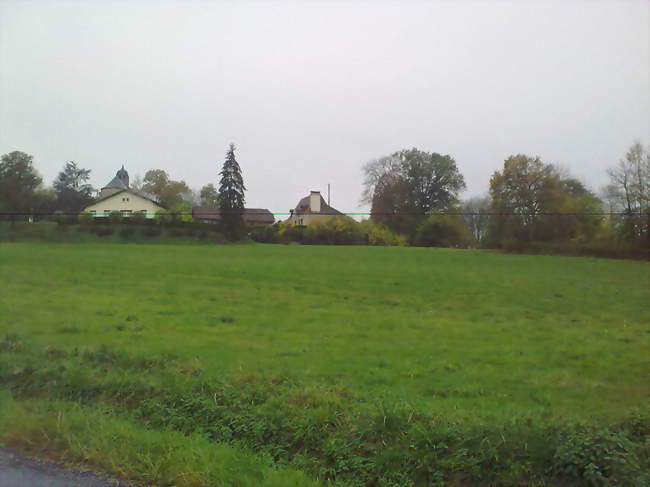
[309,191,321,213]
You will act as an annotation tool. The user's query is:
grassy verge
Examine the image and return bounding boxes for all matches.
[0,393,322,487]
[2,343,649,486]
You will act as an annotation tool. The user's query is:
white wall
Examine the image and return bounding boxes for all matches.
[83,191,163,219]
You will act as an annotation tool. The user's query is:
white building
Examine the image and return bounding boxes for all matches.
[83,166,165,219]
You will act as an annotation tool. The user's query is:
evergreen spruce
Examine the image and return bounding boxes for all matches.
[218,143,246,236]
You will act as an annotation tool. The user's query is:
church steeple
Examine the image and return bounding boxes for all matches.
[115,165,129,187]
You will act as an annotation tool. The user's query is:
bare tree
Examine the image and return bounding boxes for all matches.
[130,174,143,192]
[606,141,649,214]
[462,195,491,245]
[360,154,401,205]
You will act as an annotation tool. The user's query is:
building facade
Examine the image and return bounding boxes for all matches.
[285,191,350,226]
[83,167,165,218]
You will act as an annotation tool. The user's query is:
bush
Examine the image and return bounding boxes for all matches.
[77,212,94,225]
[108,211,122,224]
[168,228,185,238]
[154,210,171,225]
[52,211,67,225]
[361,221,407,246]
[131,212,147,225]
[118,227,136,239]
[551,426,648,486]
[415,215,470,248]
[93,227,114,237]
[277,221,306,244]
[141,227,162,238]
[249,225,279,243]
[170,202,193,223]
[302,217,366,245]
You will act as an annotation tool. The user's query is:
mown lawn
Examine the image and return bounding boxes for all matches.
[1,242,649,486]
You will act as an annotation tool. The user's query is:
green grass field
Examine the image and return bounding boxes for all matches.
[1,242,649,486]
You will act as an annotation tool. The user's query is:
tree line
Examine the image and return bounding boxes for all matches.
[355,142,648,255]
[1,141,648,255]
[0,144,246,232]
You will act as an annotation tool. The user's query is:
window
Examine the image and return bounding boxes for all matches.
[104,210,111,215]
[121,210,132,217]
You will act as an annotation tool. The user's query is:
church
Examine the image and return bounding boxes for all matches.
[82,166,165,219]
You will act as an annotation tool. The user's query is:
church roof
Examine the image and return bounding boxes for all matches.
[102,175,129,190]
[102,165,130,190]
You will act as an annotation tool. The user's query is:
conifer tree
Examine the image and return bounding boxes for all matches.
[218,143,246,235]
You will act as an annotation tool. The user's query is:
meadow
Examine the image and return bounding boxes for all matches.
[1,242,649,486]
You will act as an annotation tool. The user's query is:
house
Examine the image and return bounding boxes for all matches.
[192,206,275,226]
[83,166,165,219]
[286,191,350,226]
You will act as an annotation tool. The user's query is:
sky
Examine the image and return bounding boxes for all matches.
[1,0,648,215]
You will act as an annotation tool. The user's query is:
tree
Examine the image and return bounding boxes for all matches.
[141,169,190,208]
[362,148,466,238]
[488,155,603,245]
[607,141,649,213]
[360,155,402,205]
[53,161,95,213]
[605,141,649,242]
[0,151,43,221]
[462,195,491,246]
[488,155,557,242]
[130,174,143,192]
[200,183,219,207]
[218,143,246,235]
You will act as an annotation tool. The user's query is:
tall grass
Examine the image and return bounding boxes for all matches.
[0,394,321,487]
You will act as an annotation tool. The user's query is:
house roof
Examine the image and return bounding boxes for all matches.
[294,193,345,216]
[192,207,275,224]
[88,189,165,209]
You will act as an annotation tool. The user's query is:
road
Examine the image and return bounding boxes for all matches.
[0,449,130,487]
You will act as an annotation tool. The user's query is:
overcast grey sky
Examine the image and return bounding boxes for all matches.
[1,0,648,214]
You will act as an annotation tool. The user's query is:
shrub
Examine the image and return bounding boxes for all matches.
[141,227,162,238]
[551,426,648,486]
[415,215,470,248]
[303,217,365,245]
[170,202,193,223]
[108,211,122,224]
[51,210,67,225]
[131,212,147,225]
[168,228,185,238]
[361,221,407,246]
[277,221,306,244]
[154,210,171,225]
[118,227,136,239]
[249,225,279,243]
[77,212,94,225]
[93,226,114,237]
